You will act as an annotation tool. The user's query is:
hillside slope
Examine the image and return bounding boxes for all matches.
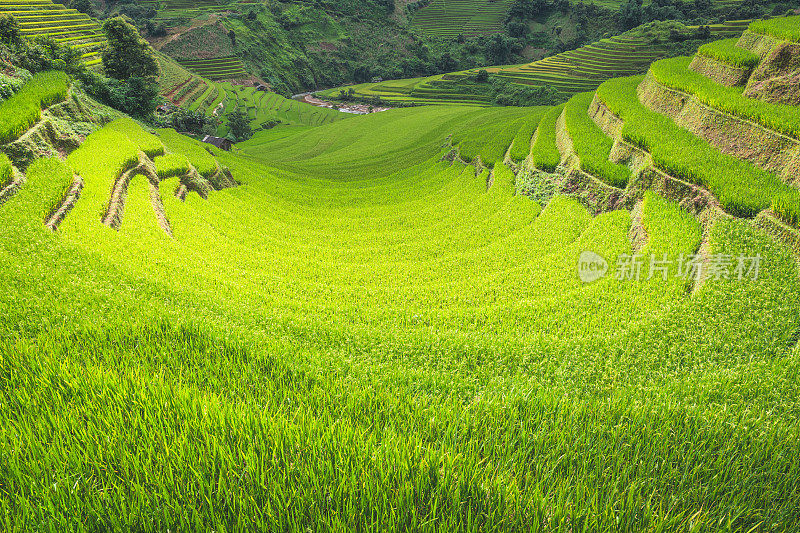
[1,15,800,531]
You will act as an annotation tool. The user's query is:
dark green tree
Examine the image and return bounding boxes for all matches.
[73,0,94,16]
[228,109,252,142]
[0,14,21,46]
[101,17,158,80]
[619,0,643,29]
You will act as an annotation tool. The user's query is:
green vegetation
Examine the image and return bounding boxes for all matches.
[564,91,630,187]
[509,108,547,161]
[0,152,11,187]
[696,37,760,68]
[2,99,800,530]
[154,153,191,179]
[596,75,800,219]
[449,107,530,164]
[410,0,515,38]
[4,6,800,530]
[331,20,747,106]
[530,103,564,171]
[0,70,68,143]
[215,83,344,135]
[749,15,800,42]
[773,192,800,228]
[107,117,164,158]
[650,56,800,139]
[0,0,106,65]
[177,56,248,80]
[101,16,158,80]
[157,127,218,177]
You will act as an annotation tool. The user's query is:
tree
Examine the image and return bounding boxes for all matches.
[475,69,489,82]
[619,0,643,30]
[73,0,94,16]
[0,14,21,46]
[228,109,252,142]
[101,17,158,80]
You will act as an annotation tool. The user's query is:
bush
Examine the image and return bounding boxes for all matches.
[11,34,82,75]
[492,79,563,107]
[78,70,159,119]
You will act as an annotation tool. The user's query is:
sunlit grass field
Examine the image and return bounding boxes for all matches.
[1,95,800,530]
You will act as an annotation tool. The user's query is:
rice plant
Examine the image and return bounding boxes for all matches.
[773,190,800,228]
[749,15,800,42]
[696,38,760,68]
[154,153,191,179]
[2,101,800,531]
[0,70,68,144]
[0,153,12,188]
[157,128,218,177]
[597,75,797,219]
[530,103,564,171]
[509,107,547,162]
[650,56,800,139]
[564,91,630,187]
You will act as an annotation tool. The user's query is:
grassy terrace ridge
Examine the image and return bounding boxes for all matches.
[410,0,514,37]
[649,56,800,139]
[176,56,249,80]
[564,91,630,188]
[0,70,68,144]
[696,37,760,68]
[749,15,800,42]
[322,21,749,107]
[596,75,800,221]
[3,91,800,529]
[530,103,564,172]
[0,153,11,187]
[0,0,106,64]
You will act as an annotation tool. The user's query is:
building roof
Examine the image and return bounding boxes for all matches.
[201,135,232,149]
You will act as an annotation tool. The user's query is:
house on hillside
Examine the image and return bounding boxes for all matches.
[371,76,383,83]
[255,83,269,91]
[201,135,233,151]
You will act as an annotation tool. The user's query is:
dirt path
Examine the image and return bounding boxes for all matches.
[297,93,391,115]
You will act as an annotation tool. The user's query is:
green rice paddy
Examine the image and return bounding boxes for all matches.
[2,16,800,532]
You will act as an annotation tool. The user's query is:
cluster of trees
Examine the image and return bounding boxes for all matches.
[618,0,797,30]
[78,17,161,117]
[77,0,166,38]
[0,14,162,118]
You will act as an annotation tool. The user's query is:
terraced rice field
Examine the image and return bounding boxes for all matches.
[154,0,225,21]
[2,16,800,531]
[177,56,249,81]
[0,0,106,65]
[213,82,345,134]
[410,0,515,38]
[323,21,751,105]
